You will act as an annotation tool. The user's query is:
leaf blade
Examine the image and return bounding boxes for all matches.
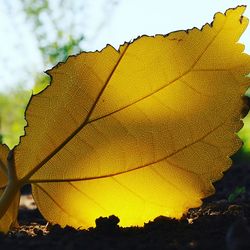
[14,6,250,228]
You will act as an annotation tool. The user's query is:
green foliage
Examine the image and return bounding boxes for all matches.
[21,0,84,66]
[33,73,50,94]
[40,36,83,65]
[0,89,31,148]
[228,186,246,203]
[238,86,250,154]
[238,116,250,153]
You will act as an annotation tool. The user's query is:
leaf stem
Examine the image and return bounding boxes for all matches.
[7,150,18,184]
[0,150,20,220]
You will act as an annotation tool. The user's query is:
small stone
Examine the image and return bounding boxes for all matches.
[33,227,43,236]
[95,215,120,233]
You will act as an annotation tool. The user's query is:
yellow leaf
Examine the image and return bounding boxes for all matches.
[13,6,250,228]
[0,145,19,233]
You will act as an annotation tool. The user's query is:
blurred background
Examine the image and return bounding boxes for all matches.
[0,0,250,158]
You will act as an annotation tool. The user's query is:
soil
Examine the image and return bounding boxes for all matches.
[1,154,250,250]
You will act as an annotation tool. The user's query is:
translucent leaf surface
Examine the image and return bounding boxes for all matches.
[0,145,19,233]
[14,6,250,228]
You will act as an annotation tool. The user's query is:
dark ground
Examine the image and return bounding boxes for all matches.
[1,153,250,250]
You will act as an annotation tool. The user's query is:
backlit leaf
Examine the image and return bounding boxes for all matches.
[12,6,250,228]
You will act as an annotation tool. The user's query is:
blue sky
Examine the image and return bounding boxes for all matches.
[0,0,249,92]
